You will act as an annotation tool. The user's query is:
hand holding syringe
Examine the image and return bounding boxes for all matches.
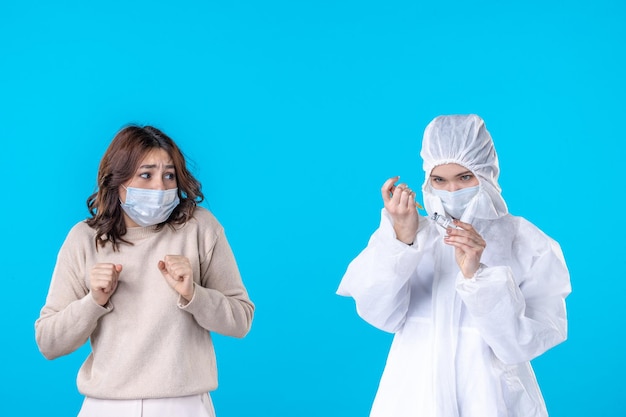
[381,176,422,245]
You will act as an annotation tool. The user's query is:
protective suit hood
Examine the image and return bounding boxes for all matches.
[420,114,508,221]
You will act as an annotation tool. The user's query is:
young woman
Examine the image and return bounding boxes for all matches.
[35,125,254,417]
[337,115,571,417]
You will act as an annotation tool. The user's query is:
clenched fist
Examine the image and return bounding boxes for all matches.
[158,255,194,301]
[90,263,122,306]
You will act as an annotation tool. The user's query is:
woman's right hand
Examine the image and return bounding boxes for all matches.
[381,176,419,245]
[89,263,122,306]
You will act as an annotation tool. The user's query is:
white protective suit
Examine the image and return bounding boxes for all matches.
[337,115,571,417]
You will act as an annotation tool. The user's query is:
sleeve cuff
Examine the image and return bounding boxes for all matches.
[177,283,197,309]
[81,293,114,317]
[459,263,488,283]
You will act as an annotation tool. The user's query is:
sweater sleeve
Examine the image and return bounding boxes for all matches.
[336,209,427,333]
[455,220,571,365]
[179,227,254,338]
[35,230,112,360]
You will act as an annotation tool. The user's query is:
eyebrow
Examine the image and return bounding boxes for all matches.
[430,170,473,178]
[138,164,176,170]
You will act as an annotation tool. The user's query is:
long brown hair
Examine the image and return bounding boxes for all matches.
[86,125,204,251]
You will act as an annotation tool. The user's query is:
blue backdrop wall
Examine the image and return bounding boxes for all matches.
[1,1,624,416]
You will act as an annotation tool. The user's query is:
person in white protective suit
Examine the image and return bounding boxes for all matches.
[337,114,571,417]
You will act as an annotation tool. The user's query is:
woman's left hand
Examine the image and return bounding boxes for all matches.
[443,220,487,278]
[158,255,195,301]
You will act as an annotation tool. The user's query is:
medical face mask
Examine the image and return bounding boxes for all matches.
[431,185,479,219]
[120,186,180,227]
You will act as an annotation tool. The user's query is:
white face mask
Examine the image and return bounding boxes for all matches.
[120,187,180,227]
[432,185,479,219]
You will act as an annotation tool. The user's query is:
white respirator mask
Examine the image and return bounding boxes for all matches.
[120,186,180,227]
[431,185,479,219]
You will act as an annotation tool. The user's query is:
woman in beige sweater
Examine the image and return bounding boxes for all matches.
[35,125,254,417]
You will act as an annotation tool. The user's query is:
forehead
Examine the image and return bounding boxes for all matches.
[137,148,174,168]
[430,163,471,177]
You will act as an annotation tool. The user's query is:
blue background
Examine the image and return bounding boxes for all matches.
[1,1,624,416]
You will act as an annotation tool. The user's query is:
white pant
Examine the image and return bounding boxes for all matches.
[77,394,215,417]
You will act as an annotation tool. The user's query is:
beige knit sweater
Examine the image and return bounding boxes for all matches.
[35,207,254,399]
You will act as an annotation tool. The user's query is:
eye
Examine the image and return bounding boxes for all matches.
[139,172,151,179]
[460,174,474,181]
[432,177,445,183]
[164,172,176,181]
